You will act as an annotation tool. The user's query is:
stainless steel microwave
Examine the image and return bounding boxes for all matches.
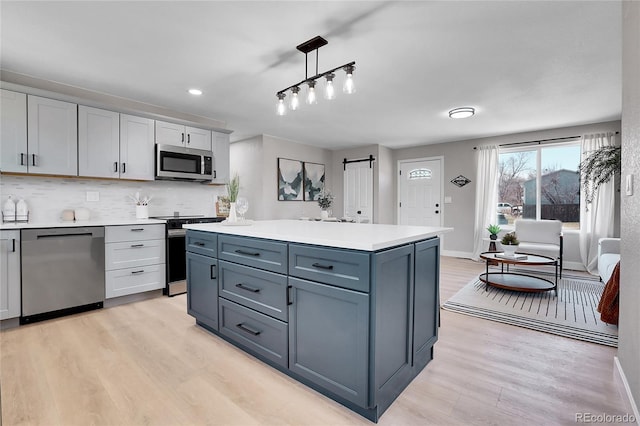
[155,144,213,182]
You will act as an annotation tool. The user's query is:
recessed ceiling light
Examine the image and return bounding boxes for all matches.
[188,88,203,95]
[449,107,475,119]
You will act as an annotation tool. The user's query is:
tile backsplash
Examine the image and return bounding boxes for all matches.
[1,175,226,222]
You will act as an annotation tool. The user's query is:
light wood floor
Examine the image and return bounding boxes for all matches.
[1,257,630,425]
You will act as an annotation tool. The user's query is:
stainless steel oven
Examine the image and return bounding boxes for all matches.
[153,216,224,296]
[155,144,214,181]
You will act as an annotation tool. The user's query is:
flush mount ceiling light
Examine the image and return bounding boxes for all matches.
[448,107,475,119]
[276,35,355,115]
[188,88,203,95]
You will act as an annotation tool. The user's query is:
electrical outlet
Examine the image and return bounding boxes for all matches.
[86,191,99,202]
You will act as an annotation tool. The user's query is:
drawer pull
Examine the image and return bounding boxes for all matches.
[130,243,144,248]
[210,264,217,279]
[235,283,260,293]
[131,270,145,275]
[236,323,261,336]
[235,249,260,257]
[312,262,334,270]
[194,242,206,247]
[130,228,144,232]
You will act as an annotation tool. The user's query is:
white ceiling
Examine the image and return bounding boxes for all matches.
[0,1,622,150]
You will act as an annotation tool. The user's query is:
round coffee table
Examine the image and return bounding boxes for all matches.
[479,251,558,293]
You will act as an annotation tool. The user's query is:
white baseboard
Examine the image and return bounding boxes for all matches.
[614,356,640,425]
[441,250,475,259]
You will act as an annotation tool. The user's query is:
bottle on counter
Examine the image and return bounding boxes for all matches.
[3,195,16,222]
[16,198,29,222]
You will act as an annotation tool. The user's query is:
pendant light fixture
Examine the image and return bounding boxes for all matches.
[276,35,356,115]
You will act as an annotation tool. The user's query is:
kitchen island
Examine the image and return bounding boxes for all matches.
[183,220,452,422]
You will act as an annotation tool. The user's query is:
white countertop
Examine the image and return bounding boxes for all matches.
[0,218,165,230]
[183,220,453,251]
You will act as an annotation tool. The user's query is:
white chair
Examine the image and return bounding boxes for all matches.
[513,219,563,276]
[598,238,620,282]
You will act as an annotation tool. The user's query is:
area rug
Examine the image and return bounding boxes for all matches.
[442,271,618,347]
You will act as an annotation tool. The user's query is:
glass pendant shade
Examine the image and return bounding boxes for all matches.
[306,81,317,105]
[324,73,336,100]
[343,65,355,94]
[290,87,300,111]
[276,93,287,116]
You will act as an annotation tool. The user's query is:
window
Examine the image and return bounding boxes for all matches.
[498,143,581,229]
[408,168,432,180]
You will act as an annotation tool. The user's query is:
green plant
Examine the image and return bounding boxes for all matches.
[579,145,621,205]
[317,190,334,210]
[227,173,240,202]
[501,232,519,246]
[487,224,501,235]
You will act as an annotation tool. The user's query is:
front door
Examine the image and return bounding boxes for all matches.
[398,158,442,226]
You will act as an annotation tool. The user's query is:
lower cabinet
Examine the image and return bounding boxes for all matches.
[0,230,21,320]
[185,230,440,422]
[186,251,218,331]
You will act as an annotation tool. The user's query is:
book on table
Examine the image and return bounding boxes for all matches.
[495,253,528,260]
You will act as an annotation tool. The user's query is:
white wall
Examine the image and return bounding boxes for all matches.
[0,174,226,222]
[230,134,332,220]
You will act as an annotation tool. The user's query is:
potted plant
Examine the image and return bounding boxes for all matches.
[500,231,520,257]
[226,173,240,222]
[486,224,501,240]
[579,145,621,206]
[317,190,334,220]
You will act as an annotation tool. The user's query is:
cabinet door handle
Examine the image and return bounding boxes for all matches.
[130,228,144,232]
[20,153,25,166]
[236,323,261,336]
[213,170,217,179]
[187,134,190,144]
[131,270,145,274]
[181,132,185,143]
[287,285,293,305]
[312,262,334,270]
[31,154,37,166]
[235,283,260,293]
[122,162,126,173]
[193,242,205,247]
[130,244,144,248]
[235,249,260,257]
[114,162,118,172]
[12,239,16,252]
[210,264,217,279]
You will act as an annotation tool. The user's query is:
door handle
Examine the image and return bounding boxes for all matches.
[435,203,440,207]
[20,153,25,166]
[187,134,190,144]
[210,264,217,279]
[114,162,118,172]
[31,154,37,166]
[12,239,16,252]
[435,210,439,214]
[181,132,185,143]
[122,163,126,173]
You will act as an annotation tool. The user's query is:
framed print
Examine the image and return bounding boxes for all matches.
[278,158,303,201]
[303,162,325,201]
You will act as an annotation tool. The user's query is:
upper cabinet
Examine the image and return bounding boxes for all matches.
[212,131,230,184]
[78,106,120,179]
[120,114,155,181]
[27,95,78,176]
[155,120,211,151]
[0,90,28,173]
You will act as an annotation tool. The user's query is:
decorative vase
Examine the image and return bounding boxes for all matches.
[136,205,149,219]
[320,209,329,220]
[228,202,238,222]
[502,244,518,257]
[490,234,497,241]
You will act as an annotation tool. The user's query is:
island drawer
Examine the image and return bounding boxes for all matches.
[218,260,288,321]
[105,239,165,270]
[218,235,287,274]
[186,231,217,257]
[106,224,164,243]
[219,298,288,368]
[289,244,370,292]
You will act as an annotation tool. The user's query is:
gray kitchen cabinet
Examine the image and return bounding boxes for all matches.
[0,230,21,320]
[186,251,218,331]
[0,89,28,173]
[211,131,230,183]
[78,105,121,179]
[185,228,441,422]
[156,120,211,151]
[27,95,78,176]
[288,276,370,407]
[119,114,155,181]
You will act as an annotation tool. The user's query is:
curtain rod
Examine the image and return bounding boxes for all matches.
[473,131,619,150]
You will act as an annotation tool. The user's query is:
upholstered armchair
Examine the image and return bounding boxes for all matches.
[598,238,620,282]
[513,219,563,276]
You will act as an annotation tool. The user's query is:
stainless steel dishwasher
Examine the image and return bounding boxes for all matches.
[21,227,105,324]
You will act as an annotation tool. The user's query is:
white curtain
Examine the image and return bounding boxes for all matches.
[472,145,499,260]
[579,133,616,274]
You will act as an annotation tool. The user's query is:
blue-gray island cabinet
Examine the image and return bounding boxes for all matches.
[184,220,450,422]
